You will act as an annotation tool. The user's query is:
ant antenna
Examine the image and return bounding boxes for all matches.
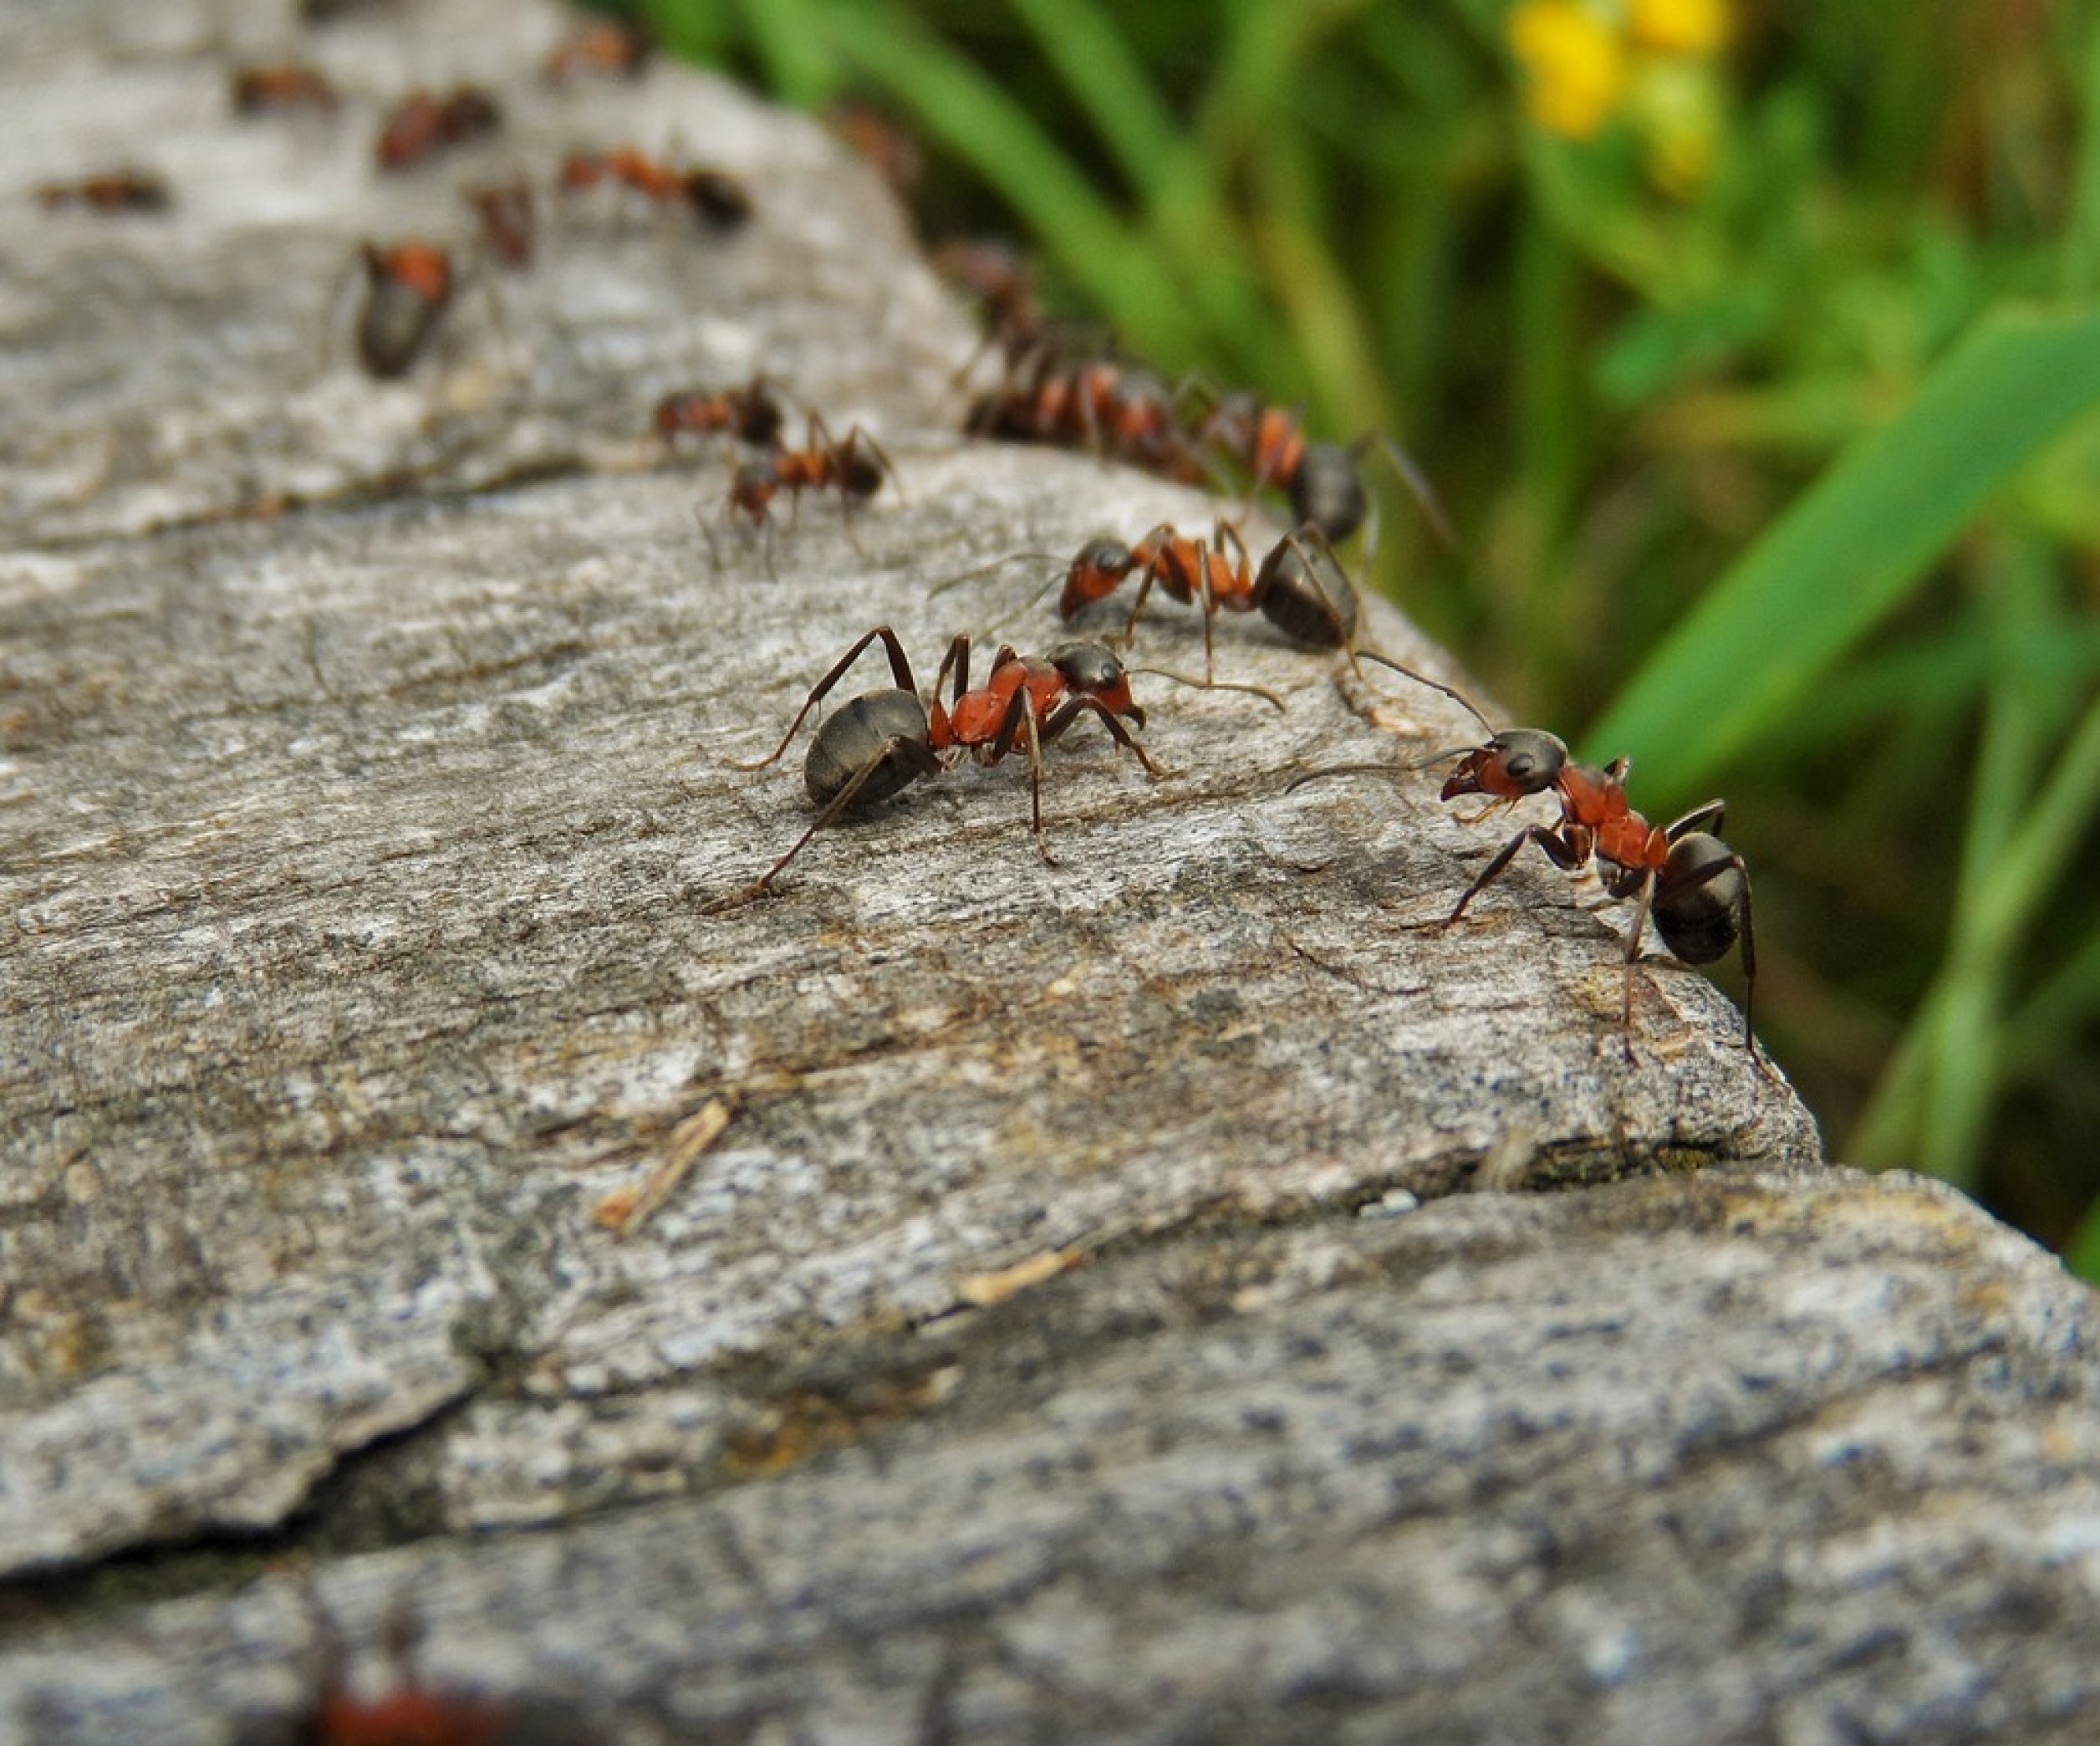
[1353,649,1496,738]
[1127,666,1287,713]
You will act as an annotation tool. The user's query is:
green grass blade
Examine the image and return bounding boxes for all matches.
[815,7,1202,359]
[1583,304,2100,802]
[1000,0,1184,206]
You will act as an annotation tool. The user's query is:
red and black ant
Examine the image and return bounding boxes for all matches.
[718,413,898,545]
[36,170,170,214]
[1288,661,1763,1065]
[558,148,752,231]
[970,349,1200,484]
[235,1580,599,1746]
[542,17,655,84]
[354,241,454,379]
[653,374,786,450]
[375,86,502,173]
[710,626,1160,907]
[1193,390,1454,550]
[232,64,339,116]
[464,177,536,268]
[951,521,1365,686]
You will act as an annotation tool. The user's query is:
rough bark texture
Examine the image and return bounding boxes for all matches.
[2,5,2094,1744]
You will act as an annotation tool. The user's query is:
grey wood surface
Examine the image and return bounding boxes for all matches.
[4,4,2094,1743]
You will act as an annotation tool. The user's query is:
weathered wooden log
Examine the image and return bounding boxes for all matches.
[3,4,2096,1743]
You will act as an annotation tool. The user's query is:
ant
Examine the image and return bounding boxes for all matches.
[236,1580,599,1746]
[1193,391,1455,551]
[1021,521,1368,684]
[354,241,454,379]
[1287,660,1763,1066]
[36,170,170,214]
[971,348,1200,483]
[718,413,898,551]
[464,177,536,268]
[232,64,339,116]
[653,374,786,450]
[375,86,502,173]
[711,625,1160,906]
[542,17,655,84]
[557,148,752,231]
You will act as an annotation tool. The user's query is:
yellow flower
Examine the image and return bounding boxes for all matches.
[1629,0,1730,57]
[1509,0,1630,140]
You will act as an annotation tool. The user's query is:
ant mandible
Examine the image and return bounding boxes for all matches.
[710,625,1159,907]
[1287,658,1764,1066]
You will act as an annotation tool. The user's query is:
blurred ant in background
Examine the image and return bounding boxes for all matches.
[714,413,898,562]
[235,1578,599,1746]
[36,170,170,214]
[653,374,788,451]
[464,178,536,269]
[352,241,455,379]
[375,86,502,172]
[558,148,752,231]
[542,17,655,84]
[232,64,339,117]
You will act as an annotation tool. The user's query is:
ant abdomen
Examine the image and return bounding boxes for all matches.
[1652,833,1748,966]
[803,690,930,808]
[1253,530,1359,649]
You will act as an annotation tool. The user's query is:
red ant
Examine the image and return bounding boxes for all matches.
[983,521,1366,685]
[934,238,1042,360]
[653,374,786,449]
[464,178,535,268]
[971,348,1200,484]
[354,241,454,379]
[237,1580,599,1746]
[1193,390,1455,550]
[719,414,898,545]
[557,148,752,230]
[36,170,170,214]
[232,64,339,116]
[710,626,1160,907]
[1288,661,1763,1065]
[542,17,655,84]
[375,86,502,173]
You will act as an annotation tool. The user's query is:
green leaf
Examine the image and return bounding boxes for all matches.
[1583,303,2100,802]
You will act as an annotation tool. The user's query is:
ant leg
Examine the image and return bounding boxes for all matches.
[725,626,919,770]
[1040,697,1166,778]
[1357,431,1459,553]
[1445,824,1582,924]
[1664,799,1728,840]
[1618,868,1660,1061]
[984,685,1057,863]
[706,737,944,911]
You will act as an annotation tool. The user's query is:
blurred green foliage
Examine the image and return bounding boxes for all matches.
[626,0,2100,1259]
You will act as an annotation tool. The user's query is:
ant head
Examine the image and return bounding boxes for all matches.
[1047,640,1143,725]
[1435,729,1567,802]
[1059,537,1134,619]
